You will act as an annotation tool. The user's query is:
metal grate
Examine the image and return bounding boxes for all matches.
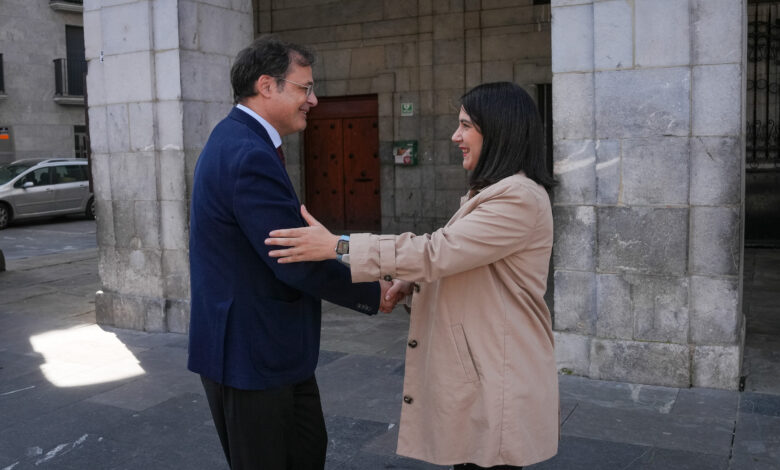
[747,1,780,170]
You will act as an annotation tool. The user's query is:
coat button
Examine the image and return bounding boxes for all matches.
[403,395,413,404]
[408,339,418,348]
[384,275,392,281]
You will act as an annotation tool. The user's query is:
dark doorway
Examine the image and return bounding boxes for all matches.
[65,25,85,96]
[747,1,780,245]
[303,95,380,232]
[742,0,780,395]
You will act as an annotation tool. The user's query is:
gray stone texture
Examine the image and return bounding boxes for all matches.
[635,0,690,67]
[690,137,742,205]
[693,64,743,137]
[595,67,690,139]
[553,139,596,204]
[627,274,689,344]
[552,72,594,140]
[690,206,741,276]
[690,276,741,344]
[553,205,596,271]
[553,270,597,335]
[597,207,689,275]
[692,0,743,66]
[589,338,691,388]
[621,137,690,206]
[550,0,746,389]
[551,3,593,73]
[595,139,620,204]
[693,344,741,389]
[554,331,591,375]
[87,1,251,331]
[595,274,633,340]
[593,0,633,70]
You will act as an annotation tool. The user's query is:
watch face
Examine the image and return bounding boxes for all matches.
[336,239,349,255]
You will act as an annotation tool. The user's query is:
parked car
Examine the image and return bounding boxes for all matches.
[0,158,95,229]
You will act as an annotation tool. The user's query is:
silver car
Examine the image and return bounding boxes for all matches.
[0,158,95,229]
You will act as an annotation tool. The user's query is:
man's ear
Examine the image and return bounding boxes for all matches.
[256,75,275,98]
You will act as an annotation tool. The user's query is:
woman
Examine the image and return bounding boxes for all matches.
[265,82,558,469]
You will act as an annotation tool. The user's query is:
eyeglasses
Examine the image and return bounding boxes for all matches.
[278,78,315,98]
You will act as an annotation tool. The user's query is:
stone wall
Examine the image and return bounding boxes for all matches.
[259,0,553,233]
[85,0,252,332]
[551,0,746,389]
[0,0,85,163]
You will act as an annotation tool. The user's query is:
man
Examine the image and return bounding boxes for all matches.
[188,36,394,469]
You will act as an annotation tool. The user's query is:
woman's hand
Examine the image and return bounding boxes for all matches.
[386,279,413,301]
[265,205,340,263]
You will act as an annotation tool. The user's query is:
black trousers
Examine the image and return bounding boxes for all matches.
[454,464,523,470]
[200,375,327,470]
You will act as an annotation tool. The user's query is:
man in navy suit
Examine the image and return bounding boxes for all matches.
[188,36,394,470]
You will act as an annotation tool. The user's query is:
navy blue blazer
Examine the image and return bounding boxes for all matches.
[188,107,380,390]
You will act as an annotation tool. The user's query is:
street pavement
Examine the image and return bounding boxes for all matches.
[0,219,779,469]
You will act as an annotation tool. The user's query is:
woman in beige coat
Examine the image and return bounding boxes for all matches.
[266,82,558,469]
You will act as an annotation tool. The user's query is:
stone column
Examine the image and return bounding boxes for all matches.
[84,0,252,332]
[551,0,746,389]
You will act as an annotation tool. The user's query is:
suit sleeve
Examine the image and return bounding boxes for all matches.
[349,184,544,283]
[233,145,380,315]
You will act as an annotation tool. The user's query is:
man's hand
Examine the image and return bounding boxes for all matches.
[266,205,340,262]
[387,279,413,300]
[378,279,413,313]
[379,279,399,313]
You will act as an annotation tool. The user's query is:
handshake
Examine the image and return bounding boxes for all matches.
[378,279,414,313]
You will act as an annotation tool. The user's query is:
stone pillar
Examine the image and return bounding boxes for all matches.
[551,0,746,389]
[84,0,252,332]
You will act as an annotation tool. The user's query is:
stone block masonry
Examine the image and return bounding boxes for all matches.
[551,0,746,389]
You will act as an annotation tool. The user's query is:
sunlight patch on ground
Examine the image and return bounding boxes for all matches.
[29,324,145,387]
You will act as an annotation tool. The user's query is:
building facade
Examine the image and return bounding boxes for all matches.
[0,0,87,164]
[84,0,749,390]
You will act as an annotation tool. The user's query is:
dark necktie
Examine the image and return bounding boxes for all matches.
[276,146,286,166]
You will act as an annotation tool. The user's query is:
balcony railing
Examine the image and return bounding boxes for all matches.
[54,58,86,105]
[49,0,83,12]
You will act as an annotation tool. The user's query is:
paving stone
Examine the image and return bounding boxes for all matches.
[740,393,780,418]
[528,435,649,469]
[732,412,780,464]
[559,374,679,414]
[670,387,738,420]
[562,401,735,456]
[324,415,393,467]
[729,452,780,470]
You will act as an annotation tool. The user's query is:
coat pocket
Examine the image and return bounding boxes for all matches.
[450,323,479,383]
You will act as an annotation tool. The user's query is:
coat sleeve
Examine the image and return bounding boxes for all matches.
[349,183,544,283]
[233,144,380,314]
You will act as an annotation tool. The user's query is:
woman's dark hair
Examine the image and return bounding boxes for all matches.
[230,35,316,104]
[461,82,555,191]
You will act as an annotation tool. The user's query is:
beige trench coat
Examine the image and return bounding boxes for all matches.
[349,173,558,467]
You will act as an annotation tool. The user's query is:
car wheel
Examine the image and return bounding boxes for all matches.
[85,197,96,220]
[0,203,10,230]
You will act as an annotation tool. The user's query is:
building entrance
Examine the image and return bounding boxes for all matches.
[303,95,380,232]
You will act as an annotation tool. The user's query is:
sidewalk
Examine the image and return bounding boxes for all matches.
[0,249,778,469]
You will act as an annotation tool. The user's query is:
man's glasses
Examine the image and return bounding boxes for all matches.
[279,78,315,98]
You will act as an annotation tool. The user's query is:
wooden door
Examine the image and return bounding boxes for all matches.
[304,96,380,232]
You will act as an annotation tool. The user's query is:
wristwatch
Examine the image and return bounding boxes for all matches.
[335,235,350,255]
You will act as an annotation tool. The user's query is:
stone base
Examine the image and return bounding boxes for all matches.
[555,331,742,390]
[96,289,189,334]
